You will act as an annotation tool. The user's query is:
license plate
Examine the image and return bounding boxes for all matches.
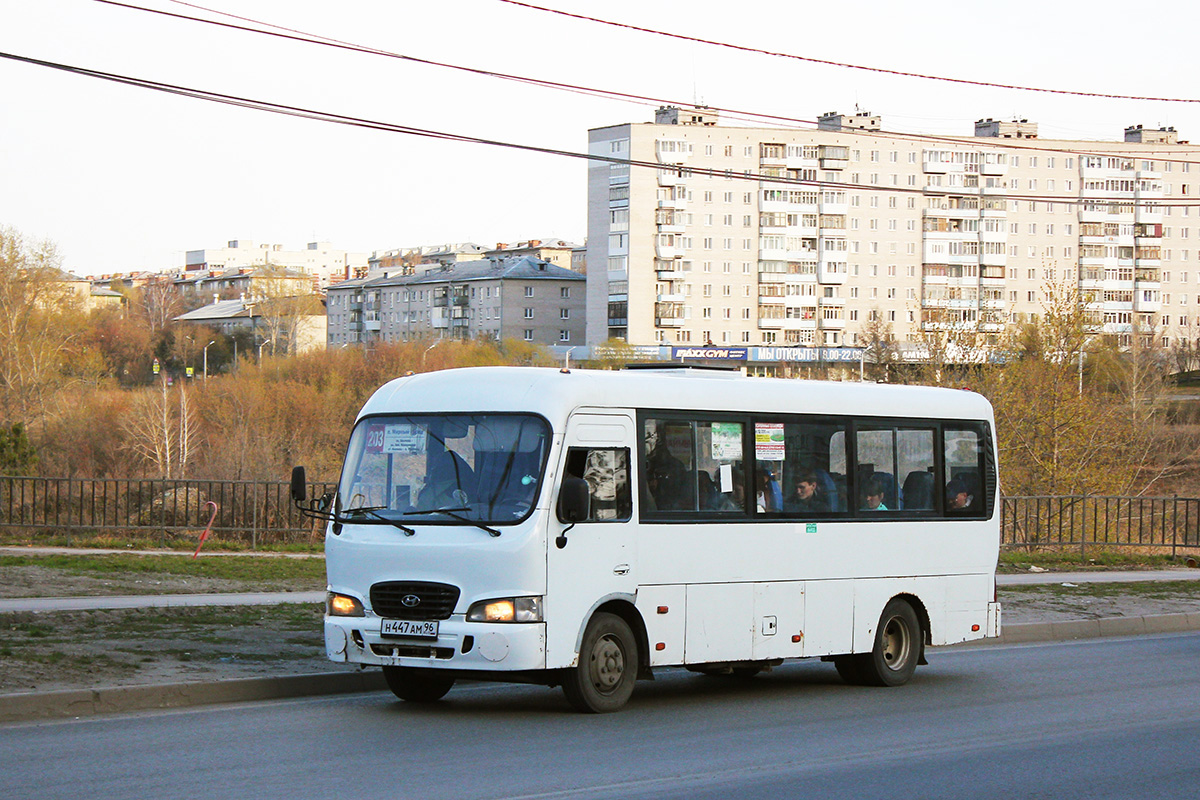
[380,619,439,639]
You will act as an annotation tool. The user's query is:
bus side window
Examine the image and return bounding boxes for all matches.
[565,447,631,522]
[945,426,985,516]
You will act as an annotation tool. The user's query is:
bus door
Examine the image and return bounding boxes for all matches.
[545,413,638,670]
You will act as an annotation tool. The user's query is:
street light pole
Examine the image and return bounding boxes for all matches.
[203,340,215,381]
[259,338,272,363]
[422,338,442,368]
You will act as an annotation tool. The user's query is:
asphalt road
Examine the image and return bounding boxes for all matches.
[3,633,1198,800]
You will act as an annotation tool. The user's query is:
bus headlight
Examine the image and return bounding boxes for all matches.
[327,592,365,617]
[466,597,543,623]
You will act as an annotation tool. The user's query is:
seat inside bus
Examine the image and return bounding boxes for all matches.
[901,470,935,510]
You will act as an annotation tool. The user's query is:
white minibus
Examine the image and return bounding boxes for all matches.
[291,365,1001,712]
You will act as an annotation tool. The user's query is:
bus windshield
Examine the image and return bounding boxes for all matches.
[337,413,551,525]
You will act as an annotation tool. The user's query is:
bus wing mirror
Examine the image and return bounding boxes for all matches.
[557,477,591,523]
[290,466,308,503]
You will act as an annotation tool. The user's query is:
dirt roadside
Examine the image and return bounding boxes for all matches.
[2,568,1199,696]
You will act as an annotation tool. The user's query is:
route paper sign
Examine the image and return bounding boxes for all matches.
[755,422,785,461]
[711,423,743,461]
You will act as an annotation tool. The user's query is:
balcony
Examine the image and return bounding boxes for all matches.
[781,318,818,331]
[785,156,819,171]
[817,264,847,284]
[655,316,684,328]
[656,140,689,164]
[783,295,817,308]
[818,315,845,330]
[657,291,685,303]
[655,241,682,260]
[657,170,686,187]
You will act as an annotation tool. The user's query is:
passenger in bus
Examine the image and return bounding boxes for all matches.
[860,475,889,511]
[785,472,830,513]
[646,439,692,511]
[757,467,783,512]
[697,470,724,510]
[946,478,974,512]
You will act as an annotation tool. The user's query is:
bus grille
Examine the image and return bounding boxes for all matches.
[370,581,460,620]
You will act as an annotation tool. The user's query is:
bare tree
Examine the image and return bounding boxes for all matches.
[858,309,901,382]
[137,276,185,334]
[120,376,198,478]
[0,227,87,436]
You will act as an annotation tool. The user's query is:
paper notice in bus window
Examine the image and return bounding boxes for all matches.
[711,423,742,461]
[719,463,733,493]
[383,424,426,454]
[755,423,785,462]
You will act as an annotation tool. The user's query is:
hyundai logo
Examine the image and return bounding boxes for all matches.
[401,594,422,608]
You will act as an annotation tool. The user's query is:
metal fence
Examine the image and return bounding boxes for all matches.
[0,476,337,548]
[1001,495,1200,556]
[2,476,1199,554]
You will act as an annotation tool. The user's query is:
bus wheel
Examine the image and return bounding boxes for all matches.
[382,666,456,703]
[861,599,920,687]
[562,612,638,713]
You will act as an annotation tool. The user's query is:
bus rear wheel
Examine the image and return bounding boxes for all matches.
[562,612,638,713]
[835,599,920,687]
[382,666,456,703]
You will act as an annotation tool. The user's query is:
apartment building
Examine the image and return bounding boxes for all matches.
[587,108,1200,369]
[185,240,368,288]
[327,255,586,347]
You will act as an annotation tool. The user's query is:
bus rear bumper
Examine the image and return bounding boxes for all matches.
[987,601,1002,638]
[324,616,547,672]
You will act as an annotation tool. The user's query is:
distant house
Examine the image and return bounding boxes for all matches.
[326,255,586,347]
[173,295,326,354]
[485,238,581,271]
[185,239,367,289]
[174,265,316,304]
[47,270,127,313]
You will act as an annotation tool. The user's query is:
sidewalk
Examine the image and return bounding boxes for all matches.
[5,569,1199,614]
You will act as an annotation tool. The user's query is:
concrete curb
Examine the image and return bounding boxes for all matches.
[994,611,1200,644]
[4,612,1200,723]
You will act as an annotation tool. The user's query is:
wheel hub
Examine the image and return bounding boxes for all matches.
[591,634,625,692]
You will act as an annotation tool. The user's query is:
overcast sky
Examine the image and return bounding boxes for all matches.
[3,0,1198,275]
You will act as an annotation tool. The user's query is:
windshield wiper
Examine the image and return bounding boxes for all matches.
[405,507,501,537]
[340,506,415,536]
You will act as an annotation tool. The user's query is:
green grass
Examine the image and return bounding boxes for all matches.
[0,603,327,689]
[998,550,1194,572]
[1001,579,1200,600]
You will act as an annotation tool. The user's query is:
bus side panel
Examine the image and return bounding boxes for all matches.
[751,582,806,661]
[800,579,855,657]
[940,573,998,645]
[685,583,754,663]
[635,584,687,666]
[850,574,993,653]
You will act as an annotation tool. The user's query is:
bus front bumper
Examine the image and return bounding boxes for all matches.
[324,616,547,672]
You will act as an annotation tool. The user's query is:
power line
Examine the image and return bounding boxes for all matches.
[87,0,1200,170]
[495,0,1200,105]
[4,49,1200,209]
